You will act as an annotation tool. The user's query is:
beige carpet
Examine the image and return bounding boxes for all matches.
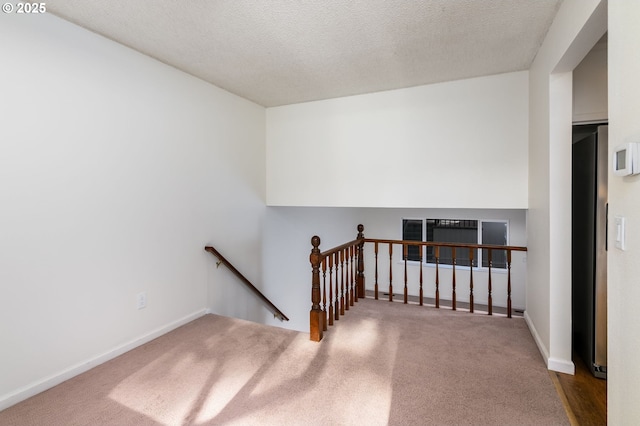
[0,299,568,425]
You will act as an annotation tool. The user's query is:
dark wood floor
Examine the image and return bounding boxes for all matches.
[550,354,607,425]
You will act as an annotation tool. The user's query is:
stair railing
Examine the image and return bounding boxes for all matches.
[205,246,289,321]
[309,224,527,341]
[309,225,365,342]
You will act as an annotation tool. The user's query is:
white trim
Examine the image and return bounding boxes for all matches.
[572,112,608,124]
[0,309,209,411]
[524,310,575,375]
[401,218,510,269]
[524,310,550,363]
[548,357,575,375]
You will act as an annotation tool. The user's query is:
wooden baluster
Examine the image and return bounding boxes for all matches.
[487,249,493,316]
[340,249,345,316]
[374,241,379,300]
[350,246,355,306]
[334,252,340,321]
[328,254,334,326]
[388,243,393,302]
[346,246,350,308]
[452,246,457,311]
[356,224,365,300]
[468,247,474,314]
[345,248,350,311]
[347,246,352,306]
[309,236,323,342]
[403,243,408,304]
[322,257,328,331]
[435,246,440,309]
[507,249,512,318]
[419,245,423,306]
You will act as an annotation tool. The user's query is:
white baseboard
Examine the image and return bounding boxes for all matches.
[0,309,208,411]
[524,310,575,375]
[524,310,550,362]
[548,357,575,375]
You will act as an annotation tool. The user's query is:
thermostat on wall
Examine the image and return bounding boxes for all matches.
[613,142,640,176]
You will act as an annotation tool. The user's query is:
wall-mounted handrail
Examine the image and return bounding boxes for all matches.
[205,246,289,321]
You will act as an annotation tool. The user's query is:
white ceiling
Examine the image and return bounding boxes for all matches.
[46,0,564,107]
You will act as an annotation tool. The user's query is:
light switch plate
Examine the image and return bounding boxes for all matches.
[615,216,626,250]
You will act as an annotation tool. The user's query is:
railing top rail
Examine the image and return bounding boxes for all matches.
[205,246,289,321]
[362,238,527,252]
[319,238,363,258]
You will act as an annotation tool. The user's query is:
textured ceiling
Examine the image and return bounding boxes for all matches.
[46,0,564,107]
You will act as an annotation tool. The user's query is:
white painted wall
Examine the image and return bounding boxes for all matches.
[0,13,265,409]
[573,37,608,123]
[527,0,606,374]
[266,72,529,209]
[607,2,640,423]
[262,207,362,332]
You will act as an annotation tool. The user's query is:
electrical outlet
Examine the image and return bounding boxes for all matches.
[137,292,147,310]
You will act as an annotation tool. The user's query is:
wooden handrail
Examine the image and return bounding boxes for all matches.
[363,238,527,252]
[205,246,289,321]
[320,238,363,258]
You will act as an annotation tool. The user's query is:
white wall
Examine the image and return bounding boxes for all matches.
[266,72,529,209]
[0,13,265,409]
[262,207,363,332]
[573,36,608,123]
[527,0,606,374]
[608,1,640,423]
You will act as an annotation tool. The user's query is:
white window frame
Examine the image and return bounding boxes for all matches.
[401,218,510,270]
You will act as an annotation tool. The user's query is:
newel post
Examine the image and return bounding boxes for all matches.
[309,235,323,342]
[356,224,365,299]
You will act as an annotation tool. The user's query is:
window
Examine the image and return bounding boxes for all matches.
[402,219,422,261]
[401,218,509,268]
[481,221,508,268]
[427,219,478,267]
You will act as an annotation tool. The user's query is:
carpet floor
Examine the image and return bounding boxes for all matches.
[0,298,568,425]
